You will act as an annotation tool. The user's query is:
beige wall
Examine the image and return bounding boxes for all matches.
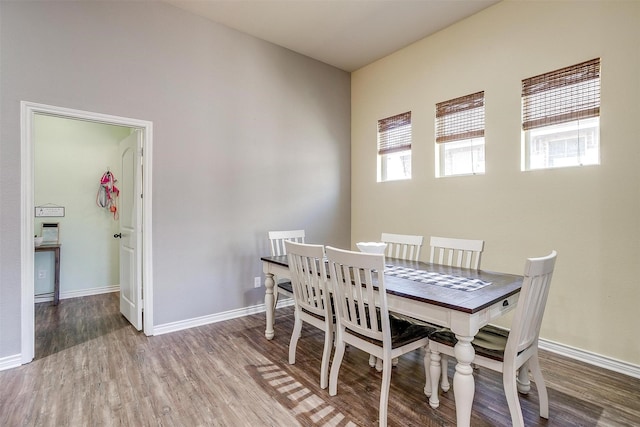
[351,0,640,365]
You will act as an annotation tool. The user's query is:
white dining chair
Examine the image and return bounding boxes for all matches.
[366,232,425,370]
[325,246,435,427]
[285,241,333,389]
[267,229,305,307]
[381,232,423,262]
[428,236,485,392]
[429,236,484,269]
[428,251,557,427]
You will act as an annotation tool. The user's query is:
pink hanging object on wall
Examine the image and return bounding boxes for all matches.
[96,170,119,219]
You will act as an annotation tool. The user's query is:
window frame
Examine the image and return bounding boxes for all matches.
[377,111,412,182]
[435,91,485,177]
[521,58,601,171]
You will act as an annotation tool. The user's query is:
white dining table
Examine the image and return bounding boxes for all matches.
[261,255,523,427]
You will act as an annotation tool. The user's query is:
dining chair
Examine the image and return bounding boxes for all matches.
[428,236,485,391]
[267,229,305,307]
[325,246,435,427]
[429,236,484,269]
[381,232,424,262]
[367,233,425,370]
[285,241,333,389]
[428,251,557,427]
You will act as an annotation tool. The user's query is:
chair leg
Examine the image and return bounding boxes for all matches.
[429,349,442,408]
[378,357,392,427]
[273,284,280,311]
[319,326,333,389]
[373,356,397,372]
[369,354,377,367]
[423,346,431,397]
[440,355,450,392]
[288,312,302,365]
[528,354,549,419]
[329,337,346,396]
[503,368,525,427]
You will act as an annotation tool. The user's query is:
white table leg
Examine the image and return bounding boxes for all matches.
[517,361,531,394]
[264,272,275,340]
[453,334,475,427]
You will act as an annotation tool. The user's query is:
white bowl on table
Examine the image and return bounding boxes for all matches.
[356,242,387,254]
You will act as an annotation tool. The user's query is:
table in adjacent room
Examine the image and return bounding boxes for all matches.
[35,243,61,305]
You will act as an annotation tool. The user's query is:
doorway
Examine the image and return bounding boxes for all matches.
[20,101,154,364]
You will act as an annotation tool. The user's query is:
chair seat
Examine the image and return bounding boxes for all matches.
[390,312,440,330]
[429,325,510,362]
[348,315,436,349]
[301,306,335,323]
[390,317,436,347]
[277,280,293,294]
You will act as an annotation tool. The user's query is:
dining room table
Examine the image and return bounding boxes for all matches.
[261,253,524,427]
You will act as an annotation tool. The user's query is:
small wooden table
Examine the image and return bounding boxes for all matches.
[35,243,61,305]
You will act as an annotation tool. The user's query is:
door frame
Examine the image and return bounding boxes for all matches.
[20,101,154,364]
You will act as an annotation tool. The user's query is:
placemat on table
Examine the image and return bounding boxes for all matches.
[384,265,492,292]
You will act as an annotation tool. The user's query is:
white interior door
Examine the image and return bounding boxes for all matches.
[118,130,143,330]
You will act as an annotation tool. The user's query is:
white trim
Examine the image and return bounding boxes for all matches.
[20,103,35,364]
[151,300,640,380]
[154,298,294,336]
[20,101,154,365]
[35,285,119,303]
[141,124,154,336]
[34,295,54,304]
[9,290,640,381]
[539,338,640,379]
[0,354,23,372]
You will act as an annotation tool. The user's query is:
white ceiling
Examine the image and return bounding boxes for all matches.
[163,0,500,72]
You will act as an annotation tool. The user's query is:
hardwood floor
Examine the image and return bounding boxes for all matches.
[1,293,639,426]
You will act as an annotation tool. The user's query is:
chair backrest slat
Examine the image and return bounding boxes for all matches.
[429,236,484,269]
[380,233,424,262]
[268,229,305,256]
[326,246,390,346]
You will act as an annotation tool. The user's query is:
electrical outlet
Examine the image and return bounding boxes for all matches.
[38,270,46,279]
[254,277,261,288]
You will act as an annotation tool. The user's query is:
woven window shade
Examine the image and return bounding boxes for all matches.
[378,111,412,155]
[522,58,600,131]
[436,91,485,143]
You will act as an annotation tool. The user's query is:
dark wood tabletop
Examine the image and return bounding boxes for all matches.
[261,255,523,314]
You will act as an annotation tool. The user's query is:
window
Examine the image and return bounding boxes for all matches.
[435,91,485,177]
[522,58,600,170]
[378,111,411,182]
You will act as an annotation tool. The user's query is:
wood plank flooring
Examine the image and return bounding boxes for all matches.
[1,292,639,426]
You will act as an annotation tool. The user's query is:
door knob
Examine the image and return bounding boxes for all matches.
[114,233,122,239]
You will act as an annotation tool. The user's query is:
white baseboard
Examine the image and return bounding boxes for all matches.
[15,292,640,381]
[539,338,640,379]
[0,353,22,372]
[35,285,119,303]
[155,299,640,380]
[153,296,294,336]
